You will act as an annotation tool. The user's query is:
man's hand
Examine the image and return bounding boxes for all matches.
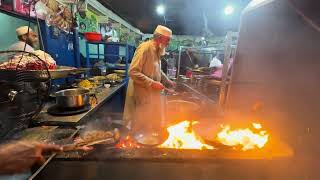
[0,141,62,175]
[151,81,165,90]
[167,80,176,88]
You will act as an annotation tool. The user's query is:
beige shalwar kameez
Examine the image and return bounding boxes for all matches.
[123,40,169,132]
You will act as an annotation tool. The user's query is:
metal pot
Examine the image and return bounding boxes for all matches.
[55,88,90,108]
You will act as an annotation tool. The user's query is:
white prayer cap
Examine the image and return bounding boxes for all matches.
[16,26,33,36]
[154,25,172,38]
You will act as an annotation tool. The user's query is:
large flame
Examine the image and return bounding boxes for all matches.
[216,123,269,151]
[159,121,214,150]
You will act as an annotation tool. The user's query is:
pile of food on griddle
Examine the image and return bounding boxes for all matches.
[0,50,57,70]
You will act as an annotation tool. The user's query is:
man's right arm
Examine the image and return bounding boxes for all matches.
[129,46,154,88]
[0,141,61,175]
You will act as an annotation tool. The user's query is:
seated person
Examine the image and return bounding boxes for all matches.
[209,53,223,68]
[201,52,234,80]
[211,59,234,80]
[195,52,223,75]
[8,26,38,53]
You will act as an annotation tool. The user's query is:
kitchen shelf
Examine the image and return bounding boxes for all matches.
[85,41,136,81]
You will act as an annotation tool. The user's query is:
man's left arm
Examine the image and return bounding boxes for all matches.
[161,71,170,84]
[161,71,176,87]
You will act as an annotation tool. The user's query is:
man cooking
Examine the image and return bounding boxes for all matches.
[8,26,38,52]
[124,25,175,133]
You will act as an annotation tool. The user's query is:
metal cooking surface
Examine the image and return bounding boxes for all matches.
[56,137,292,161]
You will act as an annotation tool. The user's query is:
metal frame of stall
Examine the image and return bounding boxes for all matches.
[176,31,238,107]
[219,32,238,108]
[85,41,133,81]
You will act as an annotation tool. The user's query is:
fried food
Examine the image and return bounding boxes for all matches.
[92,76,106,81]
[78,79,94,89]
[106,73,122,81]
[81,130,114,142]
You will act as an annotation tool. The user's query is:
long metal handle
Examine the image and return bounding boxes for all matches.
[28,126,83,179]
[177,46,182,79]
[28,153,57,180]
[62,138,115,152]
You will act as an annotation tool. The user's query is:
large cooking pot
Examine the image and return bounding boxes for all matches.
[55,88,90,108]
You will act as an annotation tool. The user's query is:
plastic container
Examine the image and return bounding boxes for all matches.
[84,32,102,42]
[186,69,193,78]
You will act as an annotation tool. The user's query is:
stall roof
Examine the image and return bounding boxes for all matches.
[98,0,251,36]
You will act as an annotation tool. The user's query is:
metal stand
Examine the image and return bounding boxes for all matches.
[85,41,134,81]
[218,32,238,108]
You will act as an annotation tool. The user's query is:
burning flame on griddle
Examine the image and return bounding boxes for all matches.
[115,136,140,149]
[216,123,269,151]
[159,121,214,150]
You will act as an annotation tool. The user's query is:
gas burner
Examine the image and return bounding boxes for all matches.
[48,105,91,116]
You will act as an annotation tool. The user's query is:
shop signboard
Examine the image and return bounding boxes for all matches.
[77,10,98,33]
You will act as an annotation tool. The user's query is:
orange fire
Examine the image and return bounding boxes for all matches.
[115,136,140,149]
[216,123,269,151]
[159,121,214,150]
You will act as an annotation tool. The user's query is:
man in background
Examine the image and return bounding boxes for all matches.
[209,52,223,68]
[179,47,199,75]
[8,26,38,52]
[104,22,119,42]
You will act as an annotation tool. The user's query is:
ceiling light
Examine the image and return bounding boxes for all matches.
[224,5,234,15]
[156,5,165,15]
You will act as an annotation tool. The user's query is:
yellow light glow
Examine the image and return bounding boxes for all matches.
[216,123,269,151]
[159,121,214,150]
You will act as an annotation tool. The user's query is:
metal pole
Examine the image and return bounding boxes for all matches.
[177,46,182,79]
[224,32,238,108]
[97,43,100,61]
[219,32,233,107]
[85,42,90,68]
[125,44,129,81]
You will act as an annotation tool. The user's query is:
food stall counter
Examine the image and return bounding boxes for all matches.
[34,82,127,126]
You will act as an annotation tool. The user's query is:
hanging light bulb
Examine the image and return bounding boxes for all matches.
[156,5,165,15]
[224,5,235,15]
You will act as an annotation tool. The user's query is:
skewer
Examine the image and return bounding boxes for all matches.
[28,153,56,180]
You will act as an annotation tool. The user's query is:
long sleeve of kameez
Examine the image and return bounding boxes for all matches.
[129,46,154,87]
[161,71,170,84]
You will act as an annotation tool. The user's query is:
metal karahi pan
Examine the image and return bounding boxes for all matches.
[193,119,231,149]
[132,129,169,147]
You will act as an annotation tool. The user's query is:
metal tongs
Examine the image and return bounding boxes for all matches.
[63,128,120,151]
[164,87,175,94]
[62,137,116,152]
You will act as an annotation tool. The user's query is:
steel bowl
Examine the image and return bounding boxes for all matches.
[133,130,169,147]
[55,88,90,108]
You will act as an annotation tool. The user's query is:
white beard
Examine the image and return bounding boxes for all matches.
[159,43,166,56]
